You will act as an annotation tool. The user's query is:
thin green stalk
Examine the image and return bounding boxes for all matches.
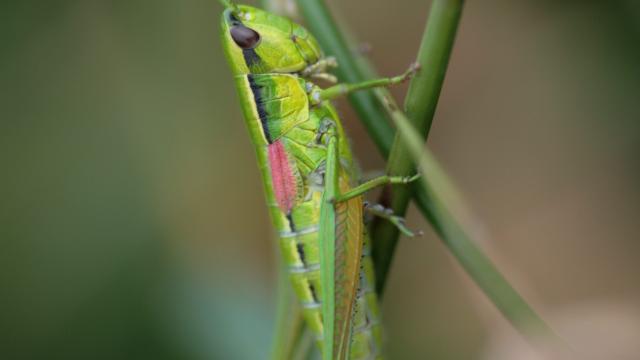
[370,0,464,295]
[297,0,558,342]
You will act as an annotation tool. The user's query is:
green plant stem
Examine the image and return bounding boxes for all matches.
[370,0,464,295]
[297,0,558,341]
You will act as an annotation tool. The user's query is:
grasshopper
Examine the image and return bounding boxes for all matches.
[219,3,417,358]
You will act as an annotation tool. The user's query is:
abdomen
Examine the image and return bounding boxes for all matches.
[234,73,383,358]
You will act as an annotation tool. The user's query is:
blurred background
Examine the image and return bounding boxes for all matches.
[2,0,639,359]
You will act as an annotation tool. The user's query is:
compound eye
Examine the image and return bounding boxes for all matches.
[230,26,260,49]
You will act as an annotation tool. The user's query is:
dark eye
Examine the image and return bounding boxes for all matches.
[230,26,260,49]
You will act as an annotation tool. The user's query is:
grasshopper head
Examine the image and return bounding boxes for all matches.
[221,5,323,74]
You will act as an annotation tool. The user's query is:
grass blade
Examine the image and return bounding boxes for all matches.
[370,0,464,293]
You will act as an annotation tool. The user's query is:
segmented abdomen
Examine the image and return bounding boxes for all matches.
[236,73,383,359]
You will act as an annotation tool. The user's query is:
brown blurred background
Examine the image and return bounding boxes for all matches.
[1,0,639,359]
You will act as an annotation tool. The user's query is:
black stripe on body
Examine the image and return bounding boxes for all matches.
[247,74,272,143]
[309,283,318,302]
[296,243,306,265]
[226,12,241,25]
[286,214,306,266]
[285,213,296,232]
[242,48,262,68]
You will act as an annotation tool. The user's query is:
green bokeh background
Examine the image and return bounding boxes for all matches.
[2,1,639,359]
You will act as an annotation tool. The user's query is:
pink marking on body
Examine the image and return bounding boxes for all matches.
[268,140,298,213]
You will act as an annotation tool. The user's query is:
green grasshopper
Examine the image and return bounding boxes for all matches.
[219,3,417,359]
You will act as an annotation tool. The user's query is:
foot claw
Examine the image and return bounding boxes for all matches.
[400,62,421,82]
[402,174,421,183]
[389,215,418,237]
[365,202,421,237]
